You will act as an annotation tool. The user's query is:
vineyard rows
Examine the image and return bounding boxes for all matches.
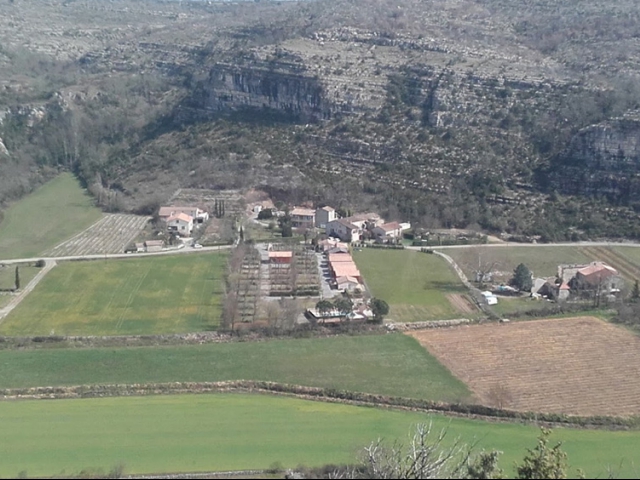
[409,317,640,417]
[44,214,150,257]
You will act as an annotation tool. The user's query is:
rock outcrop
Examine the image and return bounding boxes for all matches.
[555,114,640,202]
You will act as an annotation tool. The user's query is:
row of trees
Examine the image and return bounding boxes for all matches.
[315,297,389,323]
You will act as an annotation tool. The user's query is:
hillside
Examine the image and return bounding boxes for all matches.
[2,0,640,239]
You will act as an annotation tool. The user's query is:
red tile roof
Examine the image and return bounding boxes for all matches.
[167,212,193,223]
[268,251,293,258]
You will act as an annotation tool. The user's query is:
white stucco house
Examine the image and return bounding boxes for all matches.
[325,218,361,242]
[167,212,194,236]
[159,206,209,224]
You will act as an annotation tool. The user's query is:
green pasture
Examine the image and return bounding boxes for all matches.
[0,253,227,335]
[0,294,10,308]
[0,334,471,403]
[352,249,467,321]
[445,245,596,281]
[0,393,638,478]
[0,264,39,289]
[0,173,102,259]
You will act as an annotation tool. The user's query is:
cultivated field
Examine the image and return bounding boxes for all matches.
[43,214,150,256]
[352,249,472,321]
[0,334,471,402]
[408,317,640,416]
[1,393,639,478]
[0,173,102,259]
[0,253,227,336]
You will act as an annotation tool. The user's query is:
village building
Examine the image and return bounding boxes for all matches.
[291,207,316,229]
[268,251,293,265]
[336,275,361,292]
[315,206,336,229]
[325,218,361,243]
[144,240,164,252]
[166,212,194,236]
[372,221,404,241]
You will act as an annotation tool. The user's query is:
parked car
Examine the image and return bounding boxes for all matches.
[192,243,203,249]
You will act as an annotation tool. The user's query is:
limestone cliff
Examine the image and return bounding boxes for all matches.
[203,63,333,121]
[555,115,640,202]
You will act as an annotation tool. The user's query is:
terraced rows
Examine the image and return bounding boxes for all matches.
[44,214,150,257]
[408,317,640,417]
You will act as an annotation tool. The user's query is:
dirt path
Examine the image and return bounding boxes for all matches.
[0,259,56,322]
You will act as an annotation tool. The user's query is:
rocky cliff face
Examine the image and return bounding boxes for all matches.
[555,115,640,202]
[204,63,332,121]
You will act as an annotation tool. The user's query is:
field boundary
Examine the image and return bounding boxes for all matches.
[1,380,637,430]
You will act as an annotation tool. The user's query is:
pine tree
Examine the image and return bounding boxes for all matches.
[632,279,640,301]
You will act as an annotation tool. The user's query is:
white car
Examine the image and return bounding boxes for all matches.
[192,243,203,249]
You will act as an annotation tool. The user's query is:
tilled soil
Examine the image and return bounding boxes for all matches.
[408,317,640,417]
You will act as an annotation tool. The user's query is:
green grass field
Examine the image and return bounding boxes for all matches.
[0,253,227,335]
[0,334,471,402]
[0,393,638,478]
[0,264,40,290]
[0,173,102,259]
[352,249,468,321]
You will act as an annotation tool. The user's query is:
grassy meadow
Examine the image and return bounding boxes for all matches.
[0,173,102,259]
[0,334,471,402]
[0,393,638,478]
[352,249,468,321]
[0,252,227,335]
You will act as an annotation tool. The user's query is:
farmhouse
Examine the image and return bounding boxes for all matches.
[291,207,316,229]
[166,212,194,236]
[159,206,208,223]
[559,261,624,297]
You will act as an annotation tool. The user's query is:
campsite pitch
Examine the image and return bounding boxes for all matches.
[408,316,640,416]
[352,249,471,321]
[0,252,227,335]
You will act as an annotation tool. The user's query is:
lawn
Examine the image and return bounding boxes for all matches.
[352,249,467,321]
[0,334,471,403]
[0,252,227,335]
[445,245,597,282]
[0,173,103,259]
[0,393,638,478]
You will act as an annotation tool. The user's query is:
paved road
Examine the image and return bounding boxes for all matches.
[0,244,233,265]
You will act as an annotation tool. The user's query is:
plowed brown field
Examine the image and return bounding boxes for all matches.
[408,317,640,416]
